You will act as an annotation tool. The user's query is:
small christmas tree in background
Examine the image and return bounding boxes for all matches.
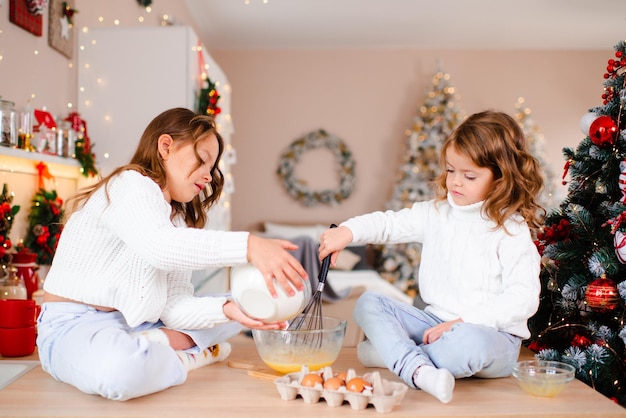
[513,97,559,210]
[24,163,65,266]
[529,41,626,406]
[376,68,465,296]
[24,189,64,266]
[0,184,20,270]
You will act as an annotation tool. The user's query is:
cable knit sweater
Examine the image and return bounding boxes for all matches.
[342,195,540,339]
[44,170,249,329]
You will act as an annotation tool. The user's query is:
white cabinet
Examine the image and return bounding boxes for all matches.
[78,26,234,291]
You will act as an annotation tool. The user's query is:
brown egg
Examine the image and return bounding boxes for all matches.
[300,373,323,387]
[335,371,348,381]
[323,376,345,390]
[346,377,371,393]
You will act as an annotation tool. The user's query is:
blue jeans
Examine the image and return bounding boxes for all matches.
[36,302,242,400]
[354,291,521,389]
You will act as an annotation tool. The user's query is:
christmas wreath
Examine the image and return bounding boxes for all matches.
[276,129,356,207]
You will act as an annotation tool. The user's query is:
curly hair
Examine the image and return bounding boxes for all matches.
[434,110,545,232]
[65,108,225,229]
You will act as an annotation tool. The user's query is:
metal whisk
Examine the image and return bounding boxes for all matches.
[286,223,337,335]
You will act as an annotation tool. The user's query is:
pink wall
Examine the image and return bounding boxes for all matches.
[212,49,609,230]
[0,1,611,233]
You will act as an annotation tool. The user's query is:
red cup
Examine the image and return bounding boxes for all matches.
[0,325,36,357]
[0,299,36,328]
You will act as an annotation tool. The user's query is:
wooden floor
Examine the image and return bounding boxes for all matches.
[0,332,624,417]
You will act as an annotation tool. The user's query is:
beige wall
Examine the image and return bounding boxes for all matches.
[0,1,611,236]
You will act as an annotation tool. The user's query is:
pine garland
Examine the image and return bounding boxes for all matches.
[197,76,221,118]
[74,137,98,177]
[0,184,20,268]
[23,189,64,265]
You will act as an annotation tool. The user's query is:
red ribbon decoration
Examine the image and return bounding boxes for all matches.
[561,159,571,185]
[196,41,205,91]
[35,162,54,190]
[604,211,626,234]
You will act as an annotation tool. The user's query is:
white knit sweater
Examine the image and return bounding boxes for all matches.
[342,195,540,339]
[44,170,249,328]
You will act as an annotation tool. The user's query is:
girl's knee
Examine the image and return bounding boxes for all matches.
[95,348,184,400]
[354,291,383,322]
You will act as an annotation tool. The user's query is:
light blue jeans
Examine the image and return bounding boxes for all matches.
[36,302,242,401]
[354,291,521,389]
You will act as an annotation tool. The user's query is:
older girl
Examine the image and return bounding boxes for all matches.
[37,108,307,400]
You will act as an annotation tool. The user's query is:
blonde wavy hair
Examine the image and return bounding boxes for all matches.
[434,110,545,232]
[65,108,224,229]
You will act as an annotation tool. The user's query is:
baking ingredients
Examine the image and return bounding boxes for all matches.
[323,376,345,390]
[274,366,409,413]
[346,377,371,393]
[301,373,323,387]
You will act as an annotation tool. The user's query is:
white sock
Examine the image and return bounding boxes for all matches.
[176,342,232,372]
[132,328,171,346]
[413,365,455,404]
[356,340,385,368]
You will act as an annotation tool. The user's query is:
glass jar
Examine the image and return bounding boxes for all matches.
[56,120,76,158]
[18,103,34,151]
[0,100,17,147]
[0,266,27,300]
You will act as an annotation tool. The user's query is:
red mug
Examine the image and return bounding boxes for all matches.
[0,299,36,328]
[0,325,36,357]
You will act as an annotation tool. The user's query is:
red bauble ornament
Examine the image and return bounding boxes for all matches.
[585,277,620,312]
[589,115,618,146]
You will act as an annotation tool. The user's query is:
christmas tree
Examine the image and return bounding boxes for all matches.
[529,41,626,406]
[23,188,64,266]
[376,68,465,296]
[513,97,559,210]
[0,183,20,270]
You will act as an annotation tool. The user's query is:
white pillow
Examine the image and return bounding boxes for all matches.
[332,249,362,271]
[263,222,327,242]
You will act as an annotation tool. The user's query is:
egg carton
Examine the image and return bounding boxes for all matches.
[273,365,409,413]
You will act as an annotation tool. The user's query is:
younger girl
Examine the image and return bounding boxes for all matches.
[37,108,308,400]
[318,110,544,404]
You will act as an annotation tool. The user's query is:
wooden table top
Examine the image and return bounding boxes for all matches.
[0,333,624,417]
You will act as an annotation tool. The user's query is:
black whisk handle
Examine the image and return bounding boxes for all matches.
[318,223,337,285]
[318,254,331,285]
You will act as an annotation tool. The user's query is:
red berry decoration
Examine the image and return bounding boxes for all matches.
[589,115,618,146]
[585,277,620,312]
[571,334,592,348]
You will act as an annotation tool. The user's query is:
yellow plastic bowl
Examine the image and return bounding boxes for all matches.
[512,360,575,397]
[251,315,347,374]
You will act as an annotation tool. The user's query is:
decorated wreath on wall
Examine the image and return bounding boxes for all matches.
[276,129,356,207]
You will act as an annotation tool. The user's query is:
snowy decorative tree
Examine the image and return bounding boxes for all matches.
[376,68,465,296]
[529,41,626,406]
[513,97,559,210]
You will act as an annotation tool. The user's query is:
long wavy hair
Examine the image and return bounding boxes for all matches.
[65,108,225,229]
[434,110,545,232]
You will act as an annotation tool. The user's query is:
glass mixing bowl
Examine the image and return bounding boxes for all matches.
[512,360,575,397]
[252,315,347,374]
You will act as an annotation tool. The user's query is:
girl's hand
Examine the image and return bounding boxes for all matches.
[422,318,463,344]
[318,225,353,266]
[246,234,308,298]
[223,300,287,330]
